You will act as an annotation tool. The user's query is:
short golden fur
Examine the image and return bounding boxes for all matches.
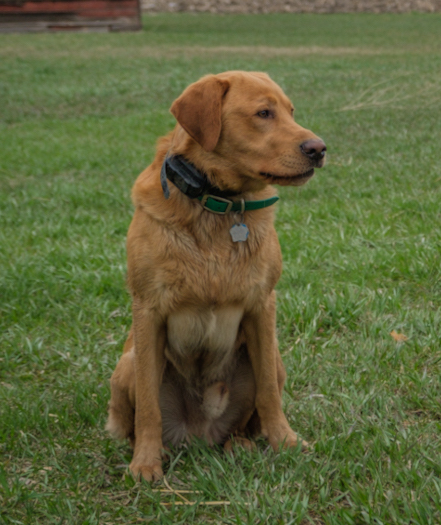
[106,71,326,481]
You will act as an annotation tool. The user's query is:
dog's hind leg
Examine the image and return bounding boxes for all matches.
[106,349,136,446]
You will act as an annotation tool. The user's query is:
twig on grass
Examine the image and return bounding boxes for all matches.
[151,489,203,494]
[160,501,232,507]
[156,477,235,507]
[162,477,192,504]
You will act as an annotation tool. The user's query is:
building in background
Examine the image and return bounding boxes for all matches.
[0,0,141,32]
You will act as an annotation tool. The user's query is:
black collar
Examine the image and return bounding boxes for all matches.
[160,155,239,201]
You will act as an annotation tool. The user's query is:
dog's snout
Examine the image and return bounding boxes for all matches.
[300,139,327,163]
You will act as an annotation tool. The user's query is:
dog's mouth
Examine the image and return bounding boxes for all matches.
[259,168,315,186]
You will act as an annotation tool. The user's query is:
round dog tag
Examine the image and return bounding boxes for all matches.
[229,223,249,242]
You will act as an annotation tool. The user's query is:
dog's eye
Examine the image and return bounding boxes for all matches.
[257,110,271,119]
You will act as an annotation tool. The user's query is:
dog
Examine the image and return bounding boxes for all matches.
[106,71,326,481]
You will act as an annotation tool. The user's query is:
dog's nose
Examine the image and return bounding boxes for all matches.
[300,139,327,163]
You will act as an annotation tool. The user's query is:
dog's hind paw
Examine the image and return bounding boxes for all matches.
[224,435,256,454]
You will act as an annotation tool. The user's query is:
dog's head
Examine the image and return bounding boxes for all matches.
[170,71,326,192]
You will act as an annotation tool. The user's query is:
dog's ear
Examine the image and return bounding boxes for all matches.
[170,76,230,152]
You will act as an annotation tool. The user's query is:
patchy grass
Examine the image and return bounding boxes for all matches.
[1,12,441,525]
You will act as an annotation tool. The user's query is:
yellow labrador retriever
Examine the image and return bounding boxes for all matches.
[106,71,326,481]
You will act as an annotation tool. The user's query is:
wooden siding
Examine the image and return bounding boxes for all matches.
[0,0,142,32]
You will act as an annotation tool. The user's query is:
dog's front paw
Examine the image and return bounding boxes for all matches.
[281,430,309,451]
[267,424,308,451]
[130,460,163,482]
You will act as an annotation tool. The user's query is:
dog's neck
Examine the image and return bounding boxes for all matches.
[160,155,239,201]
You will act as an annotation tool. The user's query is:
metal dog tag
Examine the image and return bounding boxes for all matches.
[229,223,249,242]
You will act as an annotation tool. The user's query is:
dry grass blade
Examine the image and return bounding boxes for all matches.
[338,75,441,111]
[162,477,192,504]
[157,477,235,507]
[151,489,203,494]
[160,501,232,507]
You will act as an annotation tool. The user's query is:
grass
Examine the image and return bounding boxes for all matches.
[1,12,441,524]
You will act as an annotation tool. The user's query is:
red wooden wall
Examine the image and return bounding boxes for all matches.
[0,0,141,32]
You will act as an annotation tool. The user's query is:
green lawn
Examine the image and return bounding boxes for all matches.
[1,12,441,524]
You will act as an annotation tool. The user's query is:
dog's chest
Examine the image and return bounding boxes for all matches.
[156,230,275,310]
[165,306,243,386]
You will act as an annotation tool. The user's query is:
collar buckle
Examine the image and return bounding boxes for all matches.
[200,194,233,214]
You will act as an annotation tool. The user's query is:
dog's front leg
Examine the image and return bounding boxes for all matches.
[130,302,166,481]
[242,291,307,451]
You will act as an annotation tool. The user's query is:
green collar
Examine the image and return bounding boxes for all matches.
[198,194,279,215]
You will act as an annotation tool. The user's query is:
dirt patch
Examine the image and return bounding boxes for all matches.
[142,0,441,13]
